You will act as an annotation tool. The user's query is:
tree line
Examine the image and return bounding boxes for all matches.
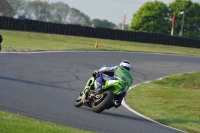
[0,0,199,38]
[129,0,200,39]
[0,0,125,29]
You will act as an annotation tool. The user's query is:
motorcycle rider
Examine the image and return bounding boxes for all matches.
[85,60,132,108]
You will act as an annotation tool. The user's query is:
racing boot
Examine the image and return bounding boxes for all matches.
[114,91,126,108]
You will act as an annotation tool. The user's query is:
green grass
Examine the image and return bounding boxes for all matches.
[126,72,200,133]
[0,30,200,56]
[0,110,95,133]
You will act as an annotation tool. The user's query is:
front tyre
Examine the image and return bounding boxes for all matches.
[74,95,83,107]
[92,90,114,113]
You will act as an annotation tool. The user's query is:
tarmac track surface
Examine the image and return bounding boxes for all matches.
[0,51,200,133]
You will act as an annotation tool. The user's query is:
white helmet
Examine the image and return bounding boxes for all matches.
[119,60,132,71]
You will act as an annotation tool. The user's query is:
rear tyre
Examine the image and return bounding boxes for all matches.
[74,95,83,107]
[92,90,114,113]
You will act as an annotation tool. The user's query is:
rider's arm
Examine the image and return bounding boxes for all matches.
[98,65,118,73]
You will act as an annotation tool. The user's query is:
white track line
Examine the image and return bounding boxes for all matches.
[0,51,199,58]
[0,51,118,54]
[122,73,194,133]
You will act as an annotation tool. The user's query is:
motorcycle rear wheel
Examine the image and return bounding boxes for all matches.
[92,90,114,113]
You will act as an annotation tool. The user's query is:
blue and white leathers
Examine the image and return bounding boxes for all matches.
[95,73,119,89]
[98,65,118,73]
[94,65,118,89]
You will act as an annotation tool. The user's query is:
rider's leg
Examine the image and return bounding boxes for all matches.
[114,91,126,108]
[95,73,118,89]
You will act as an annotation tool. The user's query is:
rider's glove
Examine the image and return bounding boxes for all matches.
[93,69,99,77]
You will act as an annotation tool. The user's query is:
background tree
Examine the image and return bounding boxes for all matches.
[117,23,129,30]
[67,8,91,26]
[6,0,25,15]
[25,1,49,21]
[169,0,200,38]
[129,1,170,34]
[50,2,69,23]
[101,20,116,29]
[6,0,91,25]
[92,19,102,27]
[92,19,116,29]
[0,0,14,17]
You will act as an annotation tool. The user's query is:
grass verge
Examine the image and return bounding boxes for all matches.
[126,72,200,133]
[0,110,95,133]
[0,30,200,56]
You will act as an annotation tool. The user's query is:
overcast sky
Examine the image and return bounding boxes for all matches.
[48,0,200,25]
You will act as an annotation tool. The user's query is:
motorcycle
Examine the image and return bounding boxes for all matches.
[74,66,133,113]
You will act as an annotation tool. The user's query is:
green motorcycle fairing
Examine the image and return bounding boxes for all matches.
[82,66,133,96]
[102,79,127,95]
[81,76,95,100]
[84,76,95,90]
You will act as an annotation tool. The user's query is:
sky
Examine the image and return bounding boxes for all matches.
[48,0,200,25]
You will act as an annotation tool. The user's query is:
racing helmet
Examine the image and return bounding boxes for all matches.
[119,60,132,71]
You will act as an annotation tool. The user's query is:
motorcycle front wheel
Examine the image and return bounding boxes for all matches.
[74,95,83,107]
[92,90,114,113]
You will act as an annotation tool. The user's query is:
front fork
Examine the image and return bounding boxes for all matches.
[81,76,95,101]
[83,76,95,91]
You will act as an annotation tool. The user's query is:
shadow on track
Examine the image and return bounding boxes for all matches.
[0,76,80,92]
[102,111,152,124]
[76,106,152,124]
